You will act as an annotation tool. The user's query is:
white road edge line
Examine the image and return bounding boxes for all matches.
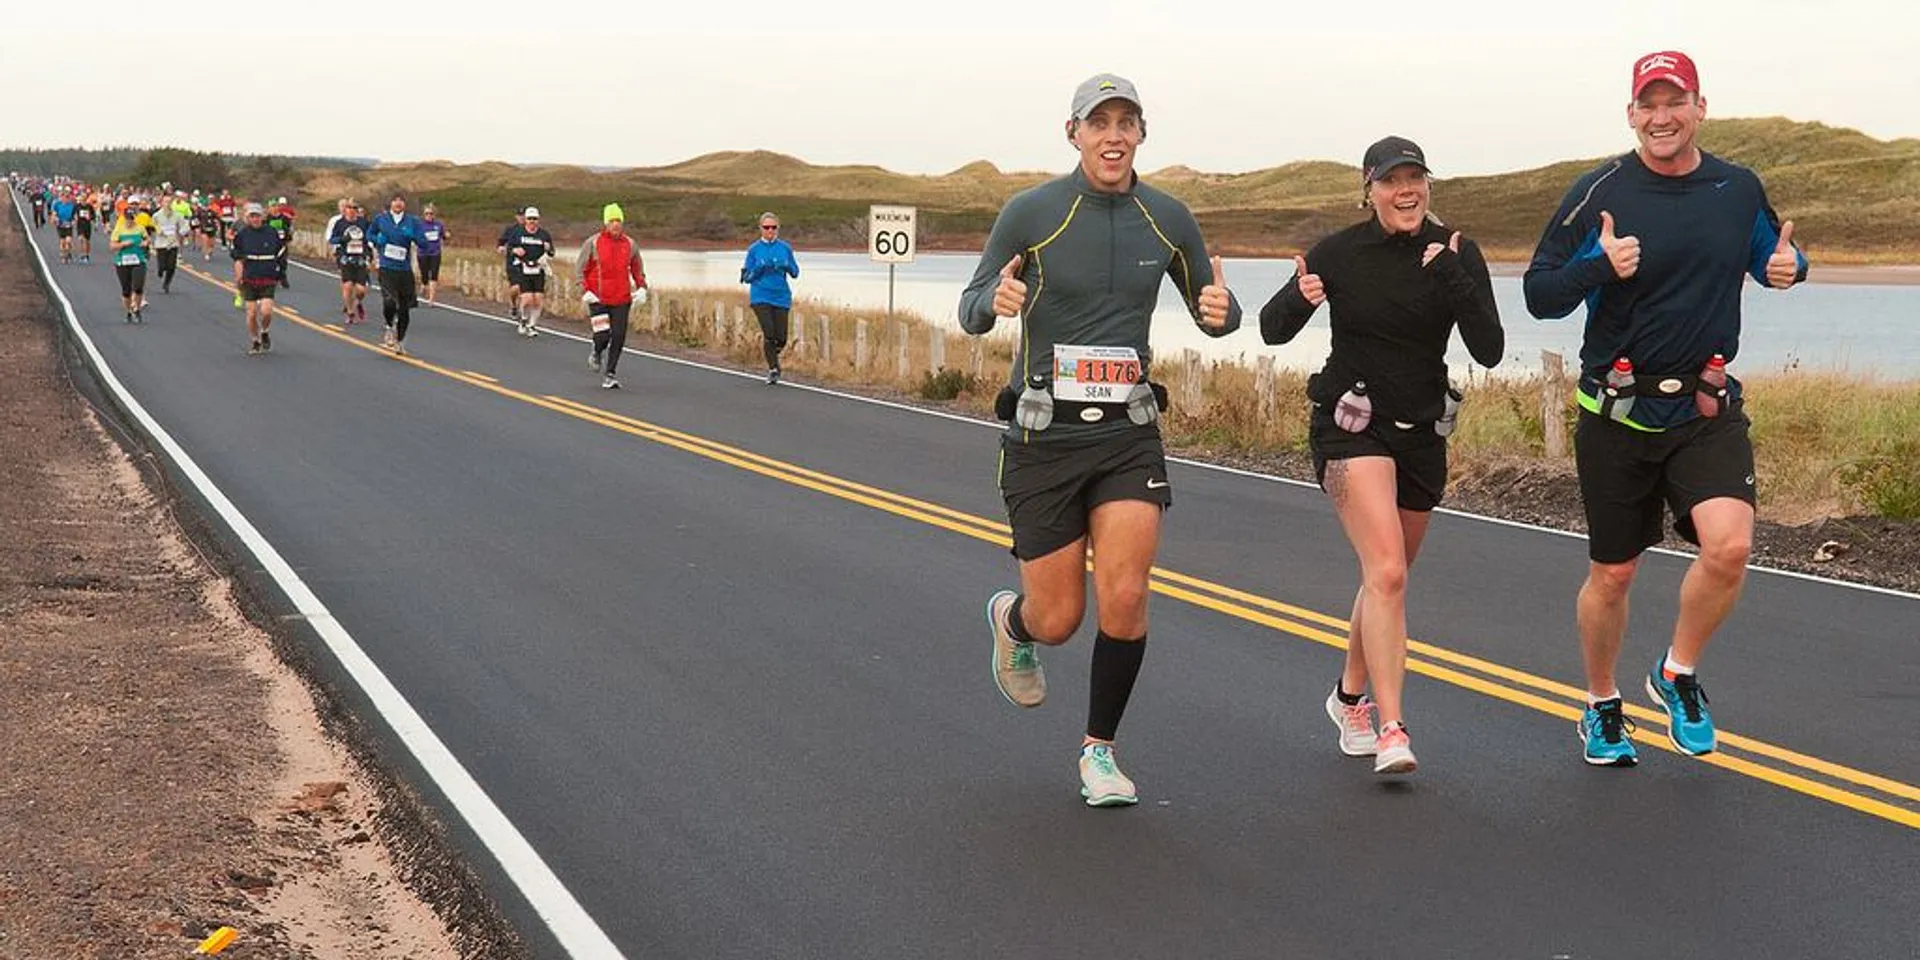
[318,257,1919,604]
[19,198,627,958]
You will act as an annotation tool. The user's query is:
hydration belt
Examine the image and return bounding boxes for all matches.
[1580,372,1701,399]
[995,379,1169,429]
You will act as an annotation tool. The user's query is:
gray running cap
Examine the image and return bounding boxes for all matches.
[1070,73,1143,121]
[243,202,265,215]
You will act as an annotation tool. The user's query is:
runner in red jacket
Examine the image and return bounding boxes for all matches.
[577,203,648,389]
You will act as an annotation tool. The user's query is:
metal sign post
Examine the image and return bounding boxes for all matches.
[868,204,916,321]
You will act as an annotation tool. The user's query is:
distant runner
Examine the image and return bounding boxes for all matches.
[329,200,372,324]
[578,203,648,390]
[230,203,286,354]
[151,191,190,293]
[740,211,799,385]
[52,189,78,262]
[108,200,153,322]
[417,203,447,305]
[502,206,554,338]
[496,209,527,323]
[368,194,428,355]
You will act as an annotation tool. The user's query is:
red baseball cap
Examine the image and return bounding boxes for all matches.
[1631,50,1699,98]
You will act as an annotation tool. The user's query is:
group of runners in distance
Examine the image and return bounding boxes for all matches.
[12,47,1805,809]
[962,50,1802,806]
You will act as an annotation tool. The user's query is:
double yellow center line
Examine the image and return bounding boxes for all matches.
[176,263,1920,832]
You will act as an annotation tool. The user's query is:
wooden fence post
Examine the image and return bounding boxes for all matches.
[896,323,910,379]
[969,338,984,379]
[1255,355,1276,414]
[647,291,660,332]
[1542,350,1568,458]
[819,315,833,364]
[790,311,806,357]
[1179,349,1204,414]
[713,301,727,346]
[930,328,946,372]
[855,319,871,371]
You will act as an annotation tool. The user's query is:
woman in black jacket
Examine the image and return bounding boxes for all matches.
[1260,136,1504,776]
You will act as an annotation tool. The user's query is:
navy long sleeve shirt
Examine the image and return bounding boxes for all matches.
[1523,150,1807,428]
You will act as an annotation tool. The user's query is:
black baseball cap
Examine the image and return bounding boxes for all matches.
[1362,136,1429,182]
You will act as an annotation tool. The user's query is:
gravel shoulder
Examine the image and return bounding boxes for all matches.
[0,215,507,957]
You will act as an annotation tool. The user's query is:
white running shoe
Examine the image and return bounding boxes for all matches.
[601,374,620,390]
[1078,743,1139,807]
[1373,723,1418,775]
[1325,686,1379,756]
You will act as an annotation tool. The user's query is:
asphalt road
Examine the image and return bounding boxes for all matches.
[17,202,1919,959]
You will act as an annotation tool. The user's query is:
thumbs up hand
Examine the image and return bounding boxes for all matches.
[992,253,1028,318]
[1293,255,1325,306]
[1199,255,1232,328]
[1598,211,1641,280]
[1422,230,1463,268]
[1766,220,1800,288]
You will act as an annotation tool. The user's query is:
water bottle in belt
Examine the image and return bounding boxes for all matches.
[1695,354,1728,418]
[1601,357,1636,423]
[1334,381,1372,433]
[1435,385,1463,438]
[1014,374,1053,431]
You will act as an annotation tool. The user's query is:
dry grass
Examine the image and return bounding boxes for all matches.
[293,232,1919,521]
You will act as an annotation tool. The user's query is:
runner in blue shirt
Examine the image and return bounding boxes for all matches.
[1523,51,1807,767]
[367,194,427,355]
[51,191,78,262]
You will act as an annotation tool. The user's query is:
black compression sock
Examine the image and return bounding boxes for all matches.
[1006,596,1039,644]
[1335,684,1364,706]
[1086,632,1146,742]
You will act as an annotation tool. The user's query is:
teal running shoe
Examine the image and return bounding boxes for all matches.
[1646,661,1715,755]
[1578,697,1638,767]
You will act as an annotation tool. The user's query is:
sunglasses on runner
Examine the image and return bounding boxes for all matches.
[761,224,779,231]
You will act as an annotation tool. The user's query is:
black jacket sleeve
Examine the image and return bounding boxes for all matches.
[1431,238,1504,368]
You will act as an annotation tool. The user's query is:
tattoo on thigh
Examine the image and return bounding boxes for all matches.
[1323,460,1350,510]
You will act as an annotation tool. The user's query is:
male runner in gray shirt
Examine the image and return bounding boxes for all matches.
[959,72,1240,807]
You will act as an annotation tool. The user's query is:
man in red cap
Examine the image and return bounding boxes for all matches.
[1523,51,1806,769]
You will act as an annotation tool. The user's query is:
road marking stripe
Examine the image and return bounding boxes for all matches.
[178,258,1920,827]
[534,399,1920,807]
[20,203,628,959]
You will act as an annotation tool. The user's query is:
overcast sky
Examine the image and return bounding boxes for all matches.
[6,0,1912,178]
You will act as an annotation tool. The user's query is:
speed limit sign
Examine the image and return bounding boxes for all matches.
[869,205,916,264]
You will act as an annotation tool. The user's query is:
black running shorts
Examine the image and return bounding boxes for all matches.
[1308,405,1449,512]
[57,224,72,238]
[1574,404,1757,564]
[998,427,1171,561]
[239,279,277,302]
[417,254,441,284]
[339,262,370,285]
[517,272,547,294]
